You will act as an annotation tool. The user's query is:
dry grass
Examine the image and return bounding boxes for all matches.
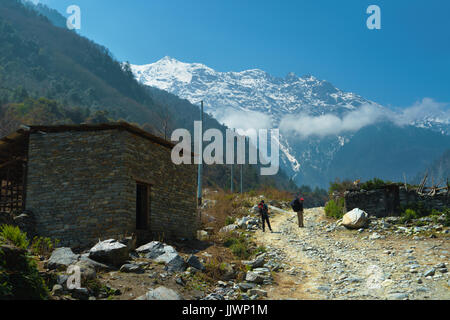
[201,191,253,232]
[247,187,294,202]
[201,187,292,233]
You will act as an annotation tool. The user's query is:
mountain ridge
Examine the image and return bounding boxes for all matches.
[130,57,450,188]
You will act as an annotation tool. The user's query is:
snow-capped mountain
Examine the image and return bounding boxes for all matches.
[131,56,370,123]
[130,57,450,188]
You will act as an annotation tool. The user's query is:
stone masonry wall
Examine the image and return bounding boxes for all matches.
[26,129,198,248]
[122,131,198,242]
[26,130,130,248]
[344,185,449,218]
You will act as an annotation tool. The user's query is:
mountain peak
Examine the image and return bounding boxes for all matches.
[129,58,369,119]
[285,72,298,81]
[158,56,179,63]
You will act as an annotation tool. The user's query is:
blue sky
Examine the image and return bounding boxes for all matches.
[36,0,449,108]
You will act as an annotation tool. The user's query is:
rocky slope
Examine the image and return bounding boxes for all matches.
[254,208,449,300]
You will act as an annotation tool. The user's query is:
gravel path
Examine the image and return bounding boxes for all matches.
[254,207,450,300]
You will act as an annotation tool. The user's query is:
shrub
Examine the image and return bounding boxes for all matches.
[399,202,431,220]
[223,236,239,248]
[325,198,345,219]
[225,216,235,226]
[360,178,391,191]
[0,269,12,299]
[400,209,418,224]
[0,225,29,250]
[431,208,450,227]
[253,246,267,256]
[328,179,354,196]
[229,242,250,259]
[31,236,60,257]
[0,243,49,300]
[223,234,251,259]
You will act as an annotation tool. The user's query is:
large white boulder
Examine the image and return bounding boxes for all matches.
[341,208,369,229]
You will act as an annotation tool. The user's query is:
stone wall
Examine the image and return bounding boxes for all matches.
[122,130,198,242]
[398,187,449,211]
[26,129,197,248]
[344,185,449,218]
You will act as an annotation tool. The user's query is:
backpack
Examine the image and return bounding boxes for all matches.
[291,198,302,212]
[258,203,268,215]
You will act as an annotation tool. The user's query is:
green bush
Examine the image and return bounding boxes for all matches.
[431,208,450,227]
[0,245,49,300]
[399,202,432,221]
[398,206,449,226]
[325,198,345,219]
[223,236,239,248]
[229,242,250,259]
[223,235,251,259]
[225,216,235,226]
[400,209,418,224]
[0,226,49,300]
[0,269,12,299]
[328,179,354,196]
[360,178,391,191]
[30,236,59,257]
[253,246,267,256]
[0,225,29,250]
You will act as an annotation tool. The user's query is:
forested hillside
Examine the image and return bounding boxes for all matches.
[0,0,300,193]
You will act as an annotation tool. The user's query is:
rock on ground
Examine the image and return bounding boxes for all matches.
[79,255,113,271]
[220,224,238,233]
[341,208,369,229]
[136,286,183,300]
[47,248,80,270]
[89,239,129,266]
[136,241,186,272]
[186,255,205,271]
[120,263,144,273]
[242,254,266,269]
[245,271,265,284]
[71,260,97,281]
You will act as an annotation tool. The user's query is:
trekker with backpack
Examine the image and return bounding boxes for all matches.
[291,195,305,227]
[258,200,273,232]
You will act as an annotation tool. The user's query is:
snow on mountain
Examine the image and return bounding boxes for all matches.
[131,56,369,124]
[130,57,450,187]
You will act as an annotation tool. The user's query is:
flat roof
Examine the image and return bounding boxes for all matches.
[0,122,176,156]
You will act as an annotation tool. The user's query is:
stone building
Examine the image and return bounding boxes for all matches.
[344,184,449,217]
[0,123,198,248]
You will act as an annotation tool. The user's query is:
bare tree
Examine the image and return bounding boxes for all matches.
[0,107,21,137]
[158,107,172,140]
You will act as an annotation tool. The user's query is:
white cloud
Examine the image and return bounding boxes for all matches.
[391,98,450,126]
[279,98,450,138]
[279,104,386,138]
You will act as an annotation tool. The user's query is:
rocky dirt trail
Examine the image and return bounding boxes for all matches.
[254,207,450,300]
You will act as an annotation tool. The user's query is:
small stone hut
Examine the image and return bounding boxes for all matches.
[0,122,198,247]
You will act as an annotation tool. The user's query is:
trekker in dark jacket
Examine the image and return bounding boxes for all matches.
[291,196,305,227]
[258,200,272,232]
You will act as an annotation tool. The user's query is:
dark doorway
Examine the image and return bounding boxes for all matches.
[384,184,400,216]
[136,183,150,230]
